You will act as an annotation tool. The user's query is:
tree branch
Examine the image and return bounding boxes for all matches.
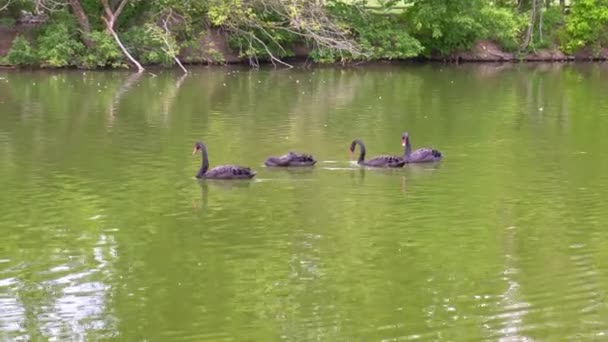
[102,15,144,72]
[100,0,113,20]
[113,0,129,20]
[0,0,11,12]
[161,15,188,74]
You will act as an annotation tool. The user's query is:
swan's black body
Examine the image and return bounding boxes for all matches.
[193,141,256,179]
[401,132,442,163]
[264,152,316,167]
[349,139,405,168]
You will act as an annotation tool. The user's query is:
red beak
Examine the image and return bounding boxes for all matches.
[192,147,199,155]
[402,138,406,147]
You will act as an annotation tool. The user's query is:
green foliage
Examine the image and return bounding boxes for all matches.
[407,0,489,55]
[479,6,526,52]
[4,0,608,68]
[324,2,422,61]
[562,0,608,53]
[227,28,298,62]
[354,15,423,60]
[0,17,16,28]
[36,14,84,67]
[80,31,124,68]
[122,26,173,65]
[7,35,36,65]
[533,6,565,50]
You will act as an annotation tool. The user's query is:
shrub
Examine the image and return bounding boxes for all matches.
[36,17,84,67]
[562,0,608,54]
[0,17,16,28]
[7,35,36,65]
[80,31,124,68]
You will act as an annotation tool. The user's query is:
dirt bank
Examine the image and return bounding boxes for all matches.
[435,40,608,63]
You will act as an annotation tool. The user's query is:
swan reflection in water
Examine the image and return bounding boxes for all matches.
[192,179,252,211]
[263,165,316,176]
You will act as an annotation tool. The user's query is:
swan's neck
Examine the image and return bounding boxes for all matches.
[404,137,412,157]
[356,140,366,163]
[198,147,210,177]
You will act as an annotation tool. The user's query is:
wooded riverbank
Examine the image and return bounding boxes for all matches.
[2,1,608,71]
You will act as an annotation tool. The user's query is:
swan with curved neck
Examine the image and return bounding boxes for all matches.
[264,151,316,167]
[192,141,256,179]
[401,132,442,163]
[349,139,405,168]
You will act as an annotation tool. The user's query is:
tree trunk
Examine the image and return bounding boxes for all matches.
[100,0,144,73]
[69,0,92,48]
[539,2,543,43]
[103,17,144,73]
[521,0,536,51]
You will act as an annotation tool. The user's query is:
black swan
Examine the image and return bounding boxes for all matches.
[402,132,442,163]
[264,152,317,167]
[349,139,405,168]
[192,141,256,179]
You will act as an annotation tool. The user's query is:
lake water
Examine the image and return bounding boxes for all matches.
[1,63,608,341]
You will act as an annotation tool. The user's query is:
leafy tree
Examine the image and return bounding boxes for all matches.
[563,0,608,53]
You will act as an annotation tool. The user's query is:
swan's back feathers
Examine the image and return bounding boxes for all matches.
[205,165,256,179]
[265,152,316,167]
[406,148,442,163]
[363,155,405,167]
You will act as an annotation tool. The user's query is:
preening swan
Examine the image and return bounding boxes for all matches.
[264,152,316,167]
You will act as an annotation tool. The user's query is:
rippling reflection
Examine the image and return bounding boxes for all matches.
[1,64,608,340]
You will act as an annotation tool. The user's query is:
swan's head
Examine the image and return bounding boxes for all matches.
[401,132,409,146]
[349,140,358,157]
[192,141,204,155]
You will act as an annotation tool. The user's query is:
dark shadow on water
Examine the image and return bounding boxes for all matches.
[349,167,366,185]
[198,179,253,190]
[194,179,252,212]
[263,166,316,175]
[404,162,442,172]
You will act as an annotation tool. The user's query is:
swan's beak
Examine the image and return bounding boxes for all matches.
[349,150,353,159]
[192,147,199,155]
[401,139,406,147]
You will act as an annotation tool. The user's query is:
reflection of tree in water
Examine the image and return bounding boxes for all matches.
[161,73,187,123]
[106,72,143,129]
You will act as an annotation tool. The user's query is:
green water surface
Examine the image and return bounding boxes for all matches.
[1,63,608,341]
